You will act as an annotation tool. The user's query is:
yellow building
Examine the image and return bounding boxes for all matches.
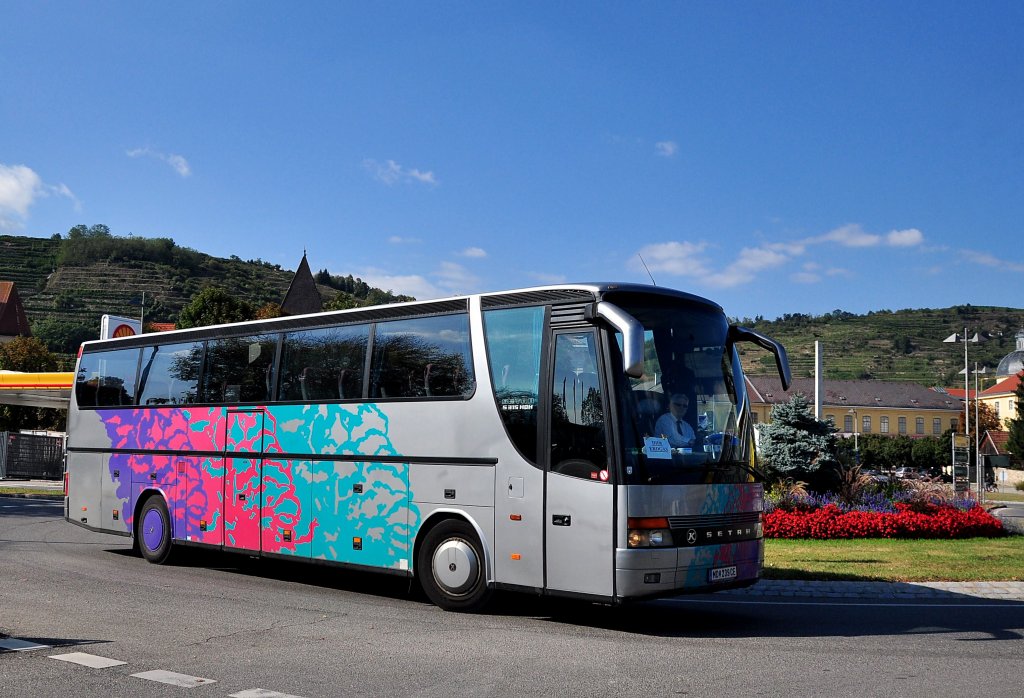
[747,377,962,437]
[978,373,1021,429]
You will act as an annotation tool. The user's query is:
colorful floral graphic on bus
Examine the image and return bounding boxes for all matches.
[96,402,418,572]
[681,483,764,587]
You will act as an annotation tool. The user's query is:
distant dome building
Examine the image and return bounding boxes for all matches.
[995,329,1024,379]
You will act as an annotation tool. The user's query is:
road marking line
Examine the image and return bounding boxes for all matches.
[131,669,216,688]
[49,652,127,668]
[229,690,307,698]
[0,638,51,652]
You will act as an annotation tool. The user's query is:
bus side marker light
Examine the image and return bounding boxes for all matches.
[112,510,118,521]
[283,530,293,543]
[510,514,522,521]
[353,537,362,551]
[511,554,521,561]
[200,520,207,531]
[644,573,661,584]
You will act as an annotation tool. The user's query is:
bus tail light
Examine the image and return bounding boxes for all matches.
[627,517,674,548]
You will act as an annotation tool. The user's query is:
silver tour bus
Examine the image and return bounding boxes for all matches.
[65,283,789,611]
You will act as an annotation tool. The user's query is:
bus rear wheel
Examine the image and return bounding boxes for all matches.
[418,519,491,612]
[137,495,174,564]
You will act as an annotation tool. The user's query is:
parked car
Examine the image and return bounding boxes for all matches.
[893,467,920,480]
[862,468,890,484]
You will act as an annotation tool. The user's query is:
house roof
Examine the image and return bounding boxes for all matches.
[747,376,961,411]
[942,387,977,400]
[981,430,1009,455]
[146,322,176,333]
[981,372,1023,398]
[0,281,31,337]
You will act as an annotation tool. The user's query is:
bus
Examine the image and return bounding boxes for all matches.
[65,283,790,611]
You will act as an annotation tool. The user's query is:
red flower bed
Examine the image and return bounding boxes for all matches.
[765,503,1005,539]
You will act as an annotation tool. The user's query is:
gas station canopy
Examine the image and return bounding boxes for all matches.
[0,371,74,409]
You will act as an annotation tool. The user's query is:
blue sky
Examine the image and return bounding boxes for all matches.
[1,2,1021,320]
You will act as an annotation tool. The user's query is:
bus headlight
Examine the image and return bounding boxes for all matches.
[627,517,674,548]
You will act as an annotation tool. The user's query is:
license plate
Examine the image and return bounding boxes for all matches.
[709,565,737,583]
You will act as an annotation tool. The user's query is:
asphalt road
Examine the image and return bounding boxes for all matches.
[2,497,1023,698]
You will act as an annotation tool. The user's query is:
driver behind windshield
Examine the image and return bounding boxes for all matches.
[655,393,697,449]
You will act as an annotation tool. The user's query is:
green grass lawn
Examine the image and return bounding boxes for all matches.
[0,486,61,497]
[764,537,1024,582]
[989,491,1024,503]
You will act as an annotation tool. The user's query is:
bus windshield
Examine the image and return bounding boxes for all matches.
[610,297,756,486]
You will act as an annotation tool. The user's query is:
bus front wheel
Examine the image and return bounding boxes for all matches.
[137,495,174,564]
[418,519,491,612]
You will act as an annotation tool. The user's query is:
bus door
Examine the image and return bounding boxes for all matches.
[223,408,265,552]
[544,330,615,597]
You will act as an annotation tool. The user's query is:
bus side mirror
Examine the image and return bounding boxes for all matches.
[729,325,791,391]
[589,302,645,378]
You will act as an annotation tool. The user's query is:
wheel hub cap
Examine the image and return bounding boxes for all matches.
[432,538,479,596]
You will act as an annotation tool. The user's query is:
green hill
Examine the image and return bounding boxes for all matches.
[737,306,1024,388]
[3,229,1022,387]
[0,228,410,358]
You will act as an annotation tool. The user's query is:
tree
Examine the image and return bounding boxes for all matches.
[1005,373,1024,468]
[31,318,97,355]
[758,394,839,479]
[323,292,359,311]
[254,302,282,320]
[961,400,1001,443]
[911,435,949,474]
[175,287,254,329]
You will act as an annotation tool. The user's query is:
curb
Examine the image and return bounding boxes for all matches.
[722,579,1024,601]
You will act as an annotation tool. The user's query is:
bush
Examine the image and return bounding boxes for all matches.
[1016,481,1024,492]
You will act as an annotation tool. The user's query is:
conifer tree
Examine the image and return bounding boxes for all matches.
[1005,373,1024,468]
[758,394,839,478]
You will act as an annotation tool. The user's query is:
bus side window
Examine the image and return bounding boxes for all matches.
[77,348,141,408]
[549,332,607,480]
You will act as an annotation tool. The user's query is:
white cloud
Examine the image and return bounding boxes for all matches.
[0,163,78,230]
[356,261,482,300]
[407,168,438,185]
[630,241,711,278]
[388,235,421,244]
[807,224,925,249]
[127,147,192,177]
[363,159,438,186]
[0,164,42,224]
[961,249,1024,273]
[886,228,924,247]
[816,223,881,248]
[434,261,481,293]
[709,246,789,289]
[459,247,487,258]
[655,140,678,157]
[630,221,925,291]
[356,267,444,299]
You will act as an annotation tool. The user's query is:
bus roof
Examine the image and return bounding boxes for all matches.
[79,282,723,352]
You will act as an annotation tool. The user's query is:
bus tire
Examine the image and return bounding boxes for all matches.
[137,495,174,564]
[417,519,492,612]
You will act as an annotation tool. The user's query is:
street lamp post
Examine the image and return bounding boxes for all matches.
[944,328,986,497]
[966,363,988,502]
[847,408,859,466]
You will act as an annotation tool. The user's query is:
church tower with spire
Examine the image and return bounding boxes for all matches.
[280,251,323,316]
